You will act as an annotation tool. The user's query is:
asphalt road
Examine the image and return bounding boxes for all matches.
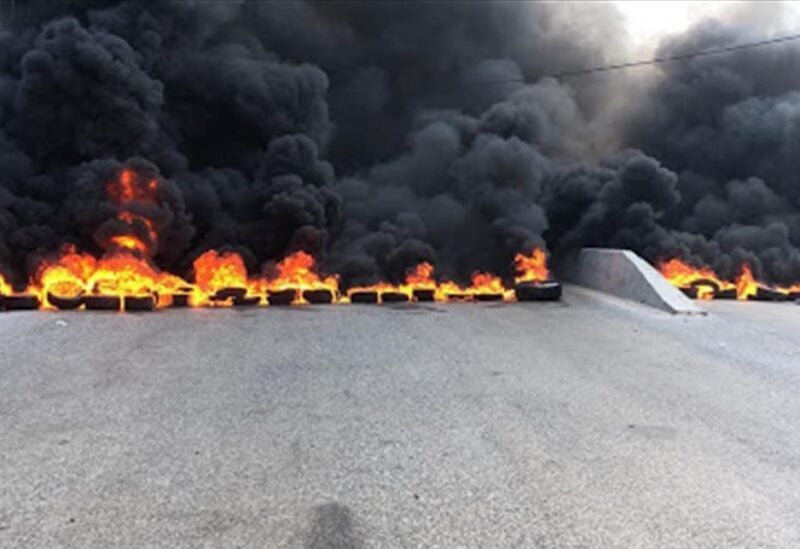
[1,288,799,548]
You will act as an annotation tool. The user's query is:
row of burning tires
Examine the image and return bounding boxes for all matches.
[0,281,562,311]
[679,279,800,301]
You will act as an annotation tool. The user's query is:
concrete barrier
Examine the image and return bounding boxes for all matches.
[557,248,704,315]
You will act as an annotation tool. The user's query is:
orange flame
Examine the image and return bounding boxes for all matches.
[192,250,262,305]
[735,264,758,301]
[469,271,514,299]
[105,169,159,255]
[266,251,339,297]
[659,257,800,300]
[658,258,735,300]
[405,262,436,288]
[26,244,193,309]
[514,249,550,283]
[0,272,12,295]
[11,241,558,310]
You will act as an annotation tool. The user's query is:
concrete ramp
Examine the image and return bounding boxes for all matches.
[558,248,704,314]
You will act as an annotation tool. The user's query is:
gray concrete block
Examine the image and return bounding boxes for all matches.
[557,248,704,315]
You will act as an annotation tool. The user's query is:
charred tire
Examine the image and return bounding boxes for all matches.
[124,295,156,311]
[412,289,435,302]
[267,289,296,306]
[350,291,378,304]
[680,286,698,299]
[715,288,737,299]
[3,295,40,310]
[85,295,121,311]
[47,293,84,310]
[380,291,409,303]
[474,293,503,302]
[169,294,191,308]
[689,278,720,292]
[514,281,562,302]
[749,287,791,302]
[211,287,247,302]
[303,289,333,304]
[234,295,261,307]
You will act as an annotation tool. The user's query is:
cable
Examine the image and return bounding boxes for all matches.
[463,32,800,85]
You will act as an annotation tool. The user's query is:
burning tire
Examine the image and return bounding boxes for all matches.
[682,278,736,300]
[749,287,792,302]
[85,295,121,311]
[3,295,41,310]
[267,288,297,306]
[473,293,503,302]
[412,289,435,302]
[350,290,378,304]
[47,293,84,310]
[211,287,247,303]
[445,293,472,301]
[124,295,156,311]
[303,289,334,304]
[169,293,191,308]
[715,288,737,299]
[380,291,409,303]
[514,281,562,302]
[234,295,261,307]
[680,286,699,299]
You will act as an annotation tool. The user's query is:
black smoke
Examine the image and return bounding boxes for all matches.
[1,1,799,289]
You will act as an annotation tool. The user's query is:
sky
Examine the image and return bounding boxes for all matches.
[614,0,800,53]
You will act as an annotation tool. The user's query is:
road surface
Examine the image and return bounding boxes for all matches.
[1,288,799,547]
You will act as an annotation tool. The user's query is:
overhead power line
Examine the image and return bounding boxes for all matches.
[465,31,800,85]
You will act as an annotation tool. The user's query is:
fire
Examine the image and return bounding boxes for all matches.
[191,250,263,305]
[26,244,194,309]
[658,258,736,300]
[90,254,182,298]
[735,264,758,301]
[30,245,95,305]
[514,249,550,283]
[0,272,12,295]
[8,182,559,313]
[659,257,800,300]
[405,262,436,288]
[467,271,514,300]
[266,251,339,303]
[345,261,438,302]
[105,169,159,255]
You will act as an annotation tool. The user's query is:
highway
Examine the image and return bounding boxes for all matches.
[1,287,799,547]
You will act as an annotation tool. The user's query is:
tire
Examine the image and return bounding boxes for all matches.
[380,291,409,303]
[514,281,562,302]
[85,295,121,311]
[750,287,791,302]
[169,293,191,308]
[267,289,296,306]
[303,289,334,304]
[473,293,503,302]
[715,288,737,299]
[211,287,247,302]
[3,295,41,310]
[445,293,471,301]
[412,289,435,302]
[350,291,378,304]
[124,295,156,311]
[47,293,84,310]
[234,295,261,307]
[680,286,698,299]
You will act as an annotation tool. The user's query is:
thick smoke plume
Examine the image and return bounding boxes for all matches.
[1,1,799,288]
